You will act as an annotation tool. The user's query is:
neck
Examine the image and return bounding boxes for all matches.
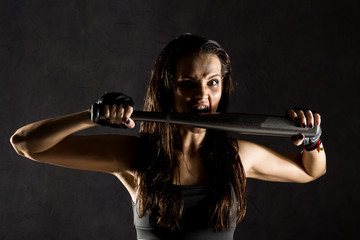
[174,126,208,186]
[177,126,206,155]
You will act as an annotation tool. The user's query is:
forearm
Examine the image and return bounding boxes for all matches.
[10,110,97,155]
[301,143,326,178]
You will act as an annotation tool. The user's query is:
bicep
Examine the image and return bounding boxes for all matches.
[238,140,314,183]
[25,135,138,174]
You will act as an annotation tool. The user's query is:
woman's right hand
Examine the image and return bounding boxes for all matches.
[90,92,136,128]
[103,102,135,128]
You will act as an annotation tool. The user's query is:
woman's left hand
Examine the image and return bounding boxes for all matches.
[287,108,322,147]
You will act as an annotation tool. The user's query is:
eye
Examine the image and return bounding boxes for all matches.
[208,79,220,86]
[178,80,196,87]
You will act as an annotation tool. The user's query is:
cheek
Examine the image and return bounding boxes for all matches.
[174,87,193,102]
[173,88,190,111]
[213,90,222,100]
[208,87,222,111]
[211,87,222,104]
[175,87,193,97]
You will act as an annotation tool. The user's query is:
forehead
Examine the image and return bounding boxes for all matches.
[175,53,222,78]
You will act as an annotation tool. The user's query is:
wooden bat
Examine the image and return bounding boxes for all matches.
[130,111,319,137]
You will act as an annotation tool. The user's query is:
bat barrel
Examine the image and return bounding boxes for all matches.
[131,111,319,137]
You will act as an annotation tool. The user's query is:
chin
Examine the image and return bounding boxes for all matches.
[188,127,207,133]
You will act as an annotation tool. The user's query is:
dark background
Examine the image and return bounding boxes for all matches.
[1,0,359,239]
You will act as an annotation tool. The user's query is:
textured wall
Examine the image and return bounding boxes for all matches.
[1,0,359,239]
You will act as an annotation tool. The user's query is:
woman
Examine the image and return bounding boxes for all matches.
[10,34,326,240]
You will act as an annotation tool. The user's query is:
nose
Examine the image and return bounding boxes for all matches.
[193,83,208,99]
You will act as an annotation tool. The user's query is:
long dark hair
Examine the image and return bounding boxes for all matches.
[134,34,246,231]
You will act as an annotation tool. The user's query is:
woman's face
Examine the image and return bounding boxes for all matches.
[173,53,223,115]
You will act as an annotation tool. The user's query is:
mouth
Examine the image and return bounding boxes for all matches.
[189,105,209,114]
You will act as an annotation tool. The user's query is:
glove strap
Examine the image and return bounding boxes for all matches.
[303,139,323,152]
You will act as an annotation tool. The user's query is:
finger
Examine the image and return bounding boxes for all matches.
[305,109,314,128]
[109,104,118,123]
[115,104,125,125]
[104,105,110,119]
[291,134,304,146]
[122,105,134,124]
[123,105,136,128]
[296,109,307,128]
[314,112,321,126]
[125,118,136,128]
[287,109,300,126]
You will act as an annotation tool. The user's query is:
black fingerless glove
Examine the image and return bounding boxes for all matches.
[89,92,135,128]
[302,125,322,151]
[289,107,323,152]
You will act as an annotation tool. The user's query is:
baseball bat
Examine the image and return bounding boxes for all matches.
[89,104,319,137]
[130,111,319,137]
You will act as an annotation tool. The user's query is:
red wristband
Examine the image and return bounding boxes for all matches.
[303,139,322,152]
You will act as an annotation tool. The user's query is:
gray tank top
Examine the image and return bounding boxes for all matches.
[132,185,237,240]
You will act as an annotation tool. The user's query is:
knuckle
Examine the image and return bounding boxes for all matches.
[296,110,304,116]
[126,105,133,111]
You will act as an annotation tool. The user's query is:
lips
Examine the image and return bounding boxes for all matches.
[189,104,210,113]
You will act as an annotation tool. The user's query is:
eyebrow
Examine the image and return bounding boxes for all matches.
[180,74,221,80]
